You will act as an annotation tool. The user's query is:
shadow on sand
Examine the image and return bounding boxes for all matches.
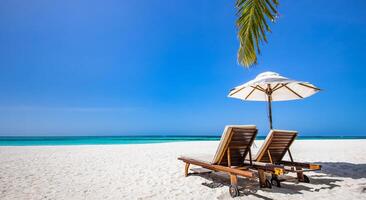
[192,172,342,199]
[315,162,366,179]
[189,162,366,199]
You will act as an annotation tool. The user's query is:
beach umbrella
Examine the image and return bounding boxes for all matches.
[228,71,320,129]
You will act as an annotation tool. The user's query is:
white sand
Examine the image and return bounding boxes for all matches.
[0,140,366,200]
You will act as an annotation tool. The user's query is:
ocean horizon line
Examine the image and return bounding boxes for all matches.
[1,133,366,137]
[0,135,366,146]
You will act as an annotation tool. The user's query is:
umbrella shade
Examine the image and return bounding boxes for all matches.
[228,71,320,129]
[229,72,320,101]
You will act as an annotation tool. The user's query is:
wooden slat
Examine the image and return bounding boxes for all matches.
[229,145,251,149]
[269,145,290,150]
[273,132,295,135]
[232,130,257,134]
[273,131,296,135]
[272,137,294,141]
[273,139,293,143]
[270,141,293,145]
[271,139,293,142]
[273,135,295,139]
[229,141,251,145]
[231,137,253,141]
[229,154,244,159]
[232,128,257,133]
[272,136,295,140]
[268,143,291,147]
[272,134,295,138]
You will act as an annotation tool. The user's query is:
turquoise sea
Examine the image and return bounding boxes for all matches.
[0,136,365,146]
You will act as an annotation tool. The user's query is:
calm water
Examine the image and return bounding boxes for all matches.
[0,136,365,146]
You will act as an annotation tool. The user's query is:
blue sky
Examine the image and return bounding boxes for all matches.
[0,0,365,136]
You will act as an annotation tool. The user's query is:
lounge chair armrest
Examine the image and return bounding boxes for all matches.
[244,160,285,175]
[278,160,321,170]
[178,157,254,178]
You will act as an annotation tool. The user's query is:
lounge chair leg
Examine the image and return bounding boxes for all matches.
[184,163,190,177]
[258,169,267,188]
[296,168,310,183]
[296,167,304,182]
[230,174,238,186]
[229,174,239,197]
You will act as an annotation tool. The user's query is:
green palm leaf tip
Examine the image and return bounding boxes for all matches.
[236,0,279,67]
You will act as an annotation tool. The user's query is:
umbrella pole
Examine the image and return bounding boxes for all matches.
[267,94,273,129]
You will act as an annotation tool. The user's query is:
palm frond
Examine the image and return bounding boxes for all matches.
[236,0,279,67]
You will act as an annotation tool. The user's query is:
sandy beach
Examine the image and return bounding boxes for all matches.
[0,139,365,200]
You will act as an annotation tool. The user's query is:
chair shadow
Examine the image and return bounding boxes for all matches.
[315,162,366,179]
[190,162,366,199]
[190,169,344,200]
[192,172,273,200]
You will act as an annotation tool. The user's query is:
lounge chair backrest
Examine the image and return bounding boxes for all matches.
[212,125,257,166]
[254,129,297,163]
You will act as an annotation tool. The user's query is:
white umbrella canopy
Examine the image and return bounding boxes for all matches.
[228,71,320,129]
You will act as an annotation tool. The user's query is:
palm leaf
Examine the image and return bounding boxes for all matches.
[236,0,279,67]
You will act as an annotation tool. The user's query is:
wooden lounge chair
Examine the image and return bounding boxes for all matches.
[251,129,321,187]
[178,125,285,197]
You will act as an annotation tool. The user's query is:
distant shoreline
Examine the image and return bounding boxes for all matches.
[0,135,366,146]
